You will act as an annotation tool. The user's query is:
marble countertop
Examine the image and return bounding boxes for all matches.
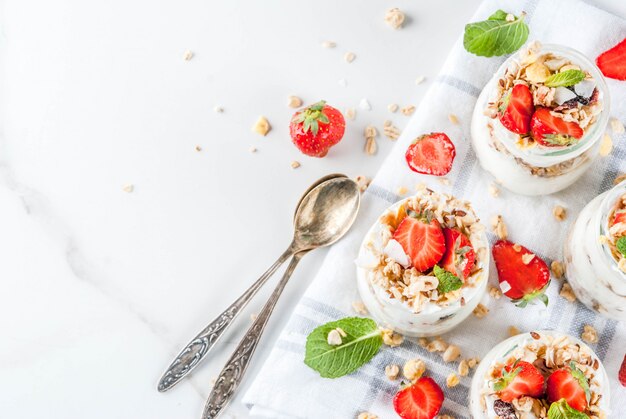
[2,1,625,418]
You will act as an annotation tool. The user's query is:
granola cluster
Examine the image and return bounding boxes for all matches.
[605,193,626,271]
[480,333,607,419]
[363,190,487,313]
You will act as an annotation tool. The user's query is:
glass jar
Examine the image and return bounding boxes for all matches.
[563,181,626,321]
[471,43,610,196]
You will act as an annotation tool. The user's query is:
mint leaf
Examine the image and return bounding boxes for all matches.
[616,236,626,256]
[544,69,586,87]
[434,265,463,294]
[463,11,529,57]
[547,399,590,419]
[304,317,382,378]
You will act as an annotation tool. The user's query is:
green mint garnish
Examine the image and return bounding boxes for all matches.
[616,236,626,256]
[434,265,463,294]
[463,10,529,57]
[544,69,587,87]
[547,398,590,419]
[304,317,382,378]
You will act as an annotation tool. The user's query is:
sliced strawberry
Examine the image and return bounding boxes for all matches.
[617,355,626,387]
[498,84,534,135]
[547,363,590,412]
[405,133,456,176]
[596,37,626,81]
[530,107,584,147]
[493,360,545,402]
[612,210,626,227]
[393,376,444,419]
[492,240,550,307]
[393,212,445,272]
[440,228,475,280]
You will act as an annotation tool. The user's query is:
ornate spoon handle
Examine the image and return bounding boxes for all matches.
[157,246,295,392]
[201,251,306,419]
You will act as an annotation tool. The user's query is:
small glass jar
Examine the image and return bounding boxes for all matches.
[563,181,626,321]
[471,43,610,196]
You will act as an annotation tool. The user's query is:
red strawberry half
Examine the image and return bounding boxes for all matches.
[596,37,626,81]
[405,133,456,176]
[492,240,550,307]
[530,107,584,147]
[612,210,626,227]
[393,211,445,272]
[393,376,444,419]
[547,363,591,412]
[619,354,626,387]
[493,360,545,402]
[289,100,345,157]
[498,84,534,135]
[440,227,476,280]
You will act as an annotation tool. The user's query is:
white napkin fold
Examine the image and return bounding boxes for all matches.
[243,0,626,417]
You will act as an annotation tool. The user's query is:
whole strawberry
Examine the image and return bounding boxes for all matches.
[289,100,345,157]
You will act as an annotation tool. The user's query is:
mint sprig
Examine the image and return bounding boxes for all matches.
[547,398,590,419]
[544,69,587,87]
[463,10,529,57]
[304,317,382,378]
[616,236,626,256]
[434,265,463,294]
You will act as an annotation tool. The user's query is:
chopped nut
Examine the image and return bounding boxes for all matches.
[290,161,301,169]
[183,50,194,61]
[345,108,356,120]
[365,125,378,138]
[581,325,598,344]
[560,282,577,302]
[357,413,378,419]
[446,373,460,388]
[458,359,469,377]
[473,303,489,318]
[488,183,500,197]
[426,337,448,352]
[438,178,450,186]
[384,8,405,29]
[599,134,613,157]
[359,99,372,111]
[489,286,502,299]
[491,215,508,240]
[344,52,356,63]
[287,96,303,108]
[214,106,224,113]
[418,337,429,348]
[551,260,564,279]
[249,146,257,153]
[442,345,461,363]
[436,415,455,419]
[611,117,625,134]
[530,331,540,340]
[383,123,401,140]
[122,184,134,193]
[195,145,202,152]
[467,357,479,369]
[401,105,415,116]
[448,114,460,125]
[336,327,347,337]
[388,103,399,113]
[505,13,515,21]
[403,358,426,381]
[553,205,567,221]
[508,326,520,336]
[598,235,609,245]
[385,364,400,380]
[525,61,551,83]
[381,328,404,347]
[321,40,336,48]
[415,76,425,85]
[614,173,626,185]
[354,177,371,193]
[327,329,342,346]
[253,116,271,136]
[522,253,535,265]
[365,137,377,155]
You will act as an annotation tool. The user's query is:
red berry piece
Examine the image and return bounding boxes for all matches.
[393,210,445,272]
[440,227,476,280]
[498,84,534,135]
[596,37,626,81]
[530,107,584,147]
[493,360,545,402]
[405,133,456,176]
[393,376,444,419]
[289,100,345,157]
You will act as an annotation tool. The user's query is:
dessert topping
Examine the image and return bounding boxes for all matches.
[405,133,456,176]
[596,37,626,81]
[393,377,444,419]
[546,362,591,412]
[498,83,534,134]
[493,359,545,402]
[530,107,584,147]
[290,100,345,157]
[392,210,445,272]
[440,227,476,279]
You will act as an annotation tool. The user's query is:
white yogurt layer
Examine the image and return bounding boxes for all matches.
[470,331,611,419]
[564,188,626,321]
[355,192,489,337]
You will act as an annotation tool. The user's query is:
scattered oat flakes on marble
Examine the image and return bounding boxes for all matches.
[122,184,134,193]
[360,98,372,111]
[365,137,377,155]
[384,123,401,140]
[415,76,425,85]
[195,145,202,152]
[253,116,271,136]
[287,96,303,108]
[345,108,356,120]
[344,52,356,63]
[249,146,257,153]
[581,324,598,344]
[551,260,564,279]
[553,205,567,221]
[508,326,520,336]
[357,413,378,419]
[488,183,500,197]
[401,105,415,116]
[448,114,460,125]
[403,358,426,381]
[385,364,400,380]
[214,105,224,113]
[599,133,613,156]
[321,40,336,48]
[491,215,508,240]
[611,117,625,134]
[473,303,489,318]
[384,8,405,29]
[183,50,194,61]
[354,176,371,193]
[559,282,577,302]
[388,103,399,113]
[290,161,301,169]
[446,373,460,388]
[489,286,502,299]
[365,125,378,139]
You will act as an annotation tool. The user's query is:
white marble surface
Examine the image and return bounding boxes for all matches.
[1,1,625,418]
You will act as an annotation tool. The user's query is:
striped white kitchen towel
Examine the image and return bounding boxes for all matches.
[243,0,626,417]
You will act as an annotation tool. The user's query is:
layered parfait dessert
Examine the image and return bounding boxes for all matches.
[471,42,609,195]
[355,189,488,337]
[470,330,610,419]
[563,181,626,321]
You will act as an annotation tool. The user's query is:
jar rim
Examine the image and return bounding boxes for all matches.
[596,180,626,280]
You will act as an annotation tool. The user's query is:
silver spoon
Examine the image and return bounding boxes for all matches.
[201,176,361,419]
[157,173,350,392]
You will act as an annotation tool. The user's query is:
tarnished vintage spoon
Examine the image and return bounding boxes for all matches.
[201,176,360,419]
[157,173,350,392]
